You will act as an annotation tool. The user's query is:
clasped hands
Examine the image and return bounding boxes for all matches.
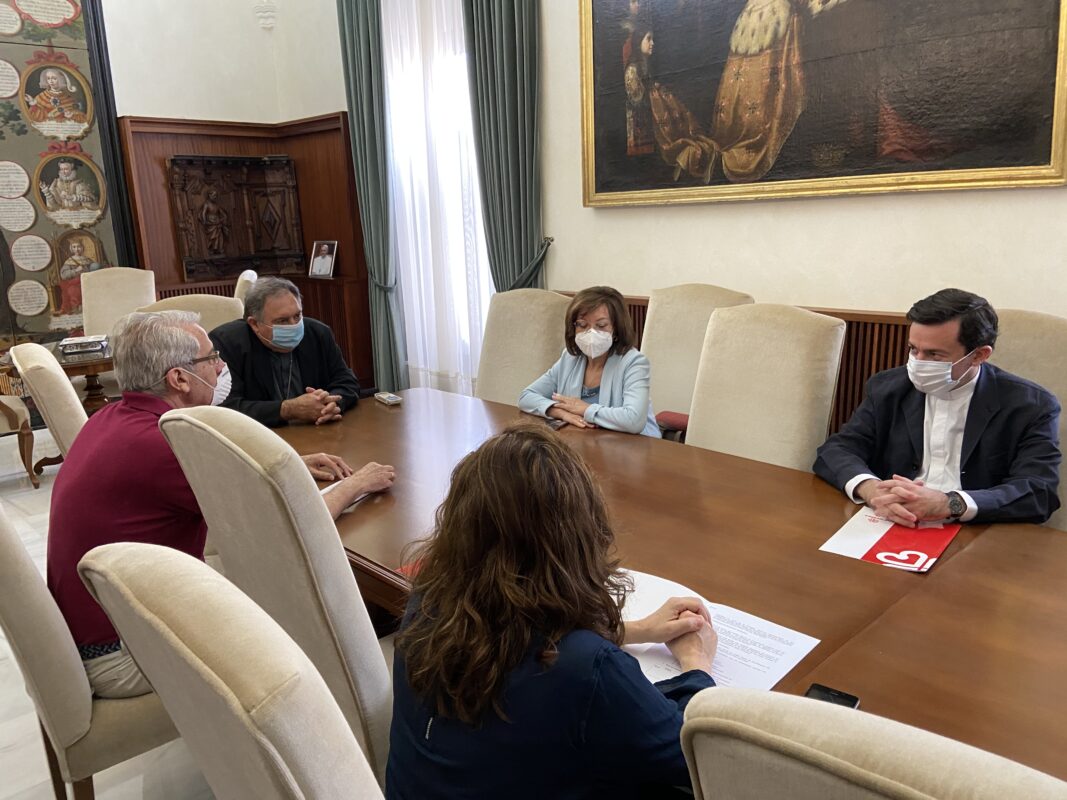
[282,386,344,425]
[856,474,952,527]
[547,393,594,429]
[622,597,718,675]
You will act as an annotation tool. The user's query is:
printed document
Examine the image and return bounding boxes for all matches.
[621,570,819,690]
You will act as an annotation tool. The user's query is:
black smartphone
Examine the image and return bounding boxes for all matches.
[804,683,860,709]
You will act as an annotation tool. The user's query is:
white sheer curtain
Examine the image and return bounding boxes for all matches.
[380,0,494,395]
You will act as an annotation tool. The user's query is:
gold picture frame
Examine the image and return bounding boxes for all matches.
[581,0,1067,207]
[32,151,106,228]
[18,62,94,141]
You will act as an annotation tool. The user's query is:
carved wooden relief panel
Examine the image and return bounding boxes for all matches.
[168,155,305,281]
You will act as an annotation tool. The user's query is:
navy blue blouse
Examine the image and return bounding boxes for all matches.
[386,628,715,799]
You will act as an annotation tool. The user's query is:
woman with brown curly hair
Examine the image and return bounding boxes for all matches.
[386,423,717,799]
[519,286,662,437]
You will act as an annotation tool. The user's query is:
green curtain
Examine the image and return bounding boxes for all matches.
[336,0,408,391]
[463,0,552,292]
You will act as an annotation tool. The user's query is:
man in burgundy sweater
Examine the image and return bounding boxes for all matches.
[48,310,395,697]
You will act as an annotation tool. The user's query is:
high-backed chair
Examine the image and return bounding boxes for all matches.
[682,687,1067,800]
[234,269,258,305]
[686,304,845,471]
[989,309,1067,531]
[0,394,37,487]
[137,294,245,335]
[642,283,754,436]
[157,405,392,784]
[10,342,88,457]
[78,543,384,800]
[475,288,571,405]
[80,268,156,337]
[0,502,177,800]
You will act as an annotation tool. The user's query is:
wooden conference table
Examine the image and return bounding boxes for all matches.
[280,388,1067,780]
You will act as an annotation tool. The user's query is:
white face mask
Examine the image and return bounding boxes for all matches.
[181,365,230,406]
[575,328,613,360]
[906,350,976,396]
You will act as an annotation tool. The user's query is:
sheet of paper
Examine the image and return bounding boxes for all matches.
[318,480,369,514]
[621,570,819,690]
[820,510,960,573]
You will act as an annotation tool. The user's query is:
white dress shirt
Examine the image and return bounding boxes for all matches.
[846,367,981,521]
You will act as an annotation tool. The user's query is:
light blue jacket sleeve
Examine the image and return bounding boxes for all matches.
[583,351,653,435]
[518,353,566,417]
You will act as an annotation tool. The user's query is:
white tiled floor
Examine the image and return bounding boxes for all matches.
[0,430,212,800]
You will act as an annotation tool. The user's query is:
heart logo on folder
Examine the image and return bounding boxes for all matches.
[875,550,933,571]
[860,525,960,573]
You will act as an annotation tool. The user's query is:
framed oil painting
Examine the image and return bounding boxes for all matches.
[581,0,1067,206]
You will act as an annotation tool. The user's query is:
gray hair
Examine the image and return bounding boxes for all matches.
[112,310,202,395]
[243,277,302,322]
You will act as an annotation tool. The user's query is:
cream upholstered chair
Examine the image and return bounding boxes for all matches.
[0,394,37,487]
[642,283,754,435]
[157,405,392,784]
[989,309,1067,531]
[686,304,845,471]
[475,288,571,405]
[137,294,245,335]
[78,543,384,800]
[10,342,88,457]
[80,267,156,337]
[234,269,258,304]
[0,502,177,800]
[681,687,1067,800]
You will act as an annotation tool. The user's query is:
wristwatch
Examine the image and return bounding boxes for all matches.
[945,491,966,521]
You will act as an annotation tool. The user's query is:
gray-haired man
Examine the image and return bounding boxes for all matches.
[210,277,360,427]
[48,310,395,699]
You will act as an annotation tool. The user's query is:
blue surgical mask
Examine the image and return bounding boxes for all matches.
[269,318,304,350]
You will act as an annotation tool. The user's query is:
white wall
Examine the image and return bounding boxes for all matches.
[273,0,347,121]
[540,2,1067,315]
[103,0,347,124]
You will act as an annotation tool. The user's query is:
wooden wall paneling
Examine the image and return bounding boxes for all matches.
[118,114,373,383]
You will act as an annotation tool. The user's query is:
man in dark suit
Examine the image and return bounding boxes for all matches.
[210,277,360,428]
[814,289,1061,526]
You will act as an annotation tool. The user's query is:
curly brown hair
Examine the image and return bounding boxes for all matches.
[563,286,636,358]
[397,422,631,725]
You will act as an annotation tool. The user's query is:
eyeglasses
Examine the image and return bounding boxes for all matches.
[188,350,221,367]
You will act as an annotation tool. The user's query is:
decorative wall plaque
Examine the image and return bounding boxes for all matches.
[168,155,305,282]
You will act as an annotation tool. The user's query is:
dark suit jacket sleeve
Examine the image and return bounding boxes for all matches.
[813,375,882,491]
[968,390,1061,524]
[209,324,287,427]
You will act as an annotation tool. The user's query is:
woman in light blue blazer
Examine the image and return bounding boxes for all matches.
[519,286,661,437]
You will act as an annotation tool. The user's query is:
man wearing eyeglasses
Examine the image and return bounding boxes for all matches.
[47,310,396,699]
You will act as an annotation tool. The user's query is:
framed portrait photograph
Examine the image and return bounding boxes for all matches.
[308,239,337,279]
[581,0,1067,206]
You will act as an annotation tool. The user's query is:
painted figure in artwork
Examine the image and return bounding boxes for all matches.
[626,25,716,182]
[56,237,99,314]
[40,159,98,211]
[25,68,87,125]
[198,189,229,254]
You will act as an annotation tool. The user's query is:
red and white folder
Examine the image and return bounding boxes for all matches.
[820,510,961,573]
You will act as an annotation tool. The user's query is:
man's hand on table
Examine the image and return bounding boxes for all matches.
[856,475,952,528]
[321,461,397,519]
[300,452,353,481]
[281,387,343,424]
